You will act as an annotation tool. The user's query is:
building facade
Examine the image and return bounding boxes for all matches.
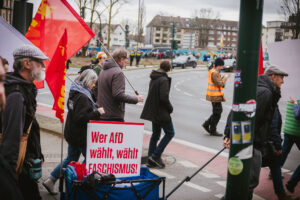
[0,0,14,24]
[146,15,239,51]
[262,21,294,51]
[89,23,125,49]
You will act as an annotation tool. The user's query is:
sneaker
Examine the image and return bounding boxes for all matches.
[147,158,156,168]
[42,178,58,195]
[286,182,295,193]
[149,156,165,169]
[210,131,223,137]
[202,123,210,133]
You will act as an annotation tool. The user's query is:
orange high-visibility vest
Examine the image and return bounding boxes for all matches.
[206,68,224,97]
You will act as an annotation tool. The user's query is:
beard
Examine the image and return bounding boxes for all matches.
[31,67,45,81]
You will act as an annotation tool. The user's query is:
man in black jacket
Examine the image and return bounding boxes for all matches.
[141,61,174,168]
[222,66,291,200]
[0,45,49,200]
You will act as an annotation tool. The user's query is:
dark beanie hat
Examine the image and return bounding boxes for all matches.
[214,58,224,67]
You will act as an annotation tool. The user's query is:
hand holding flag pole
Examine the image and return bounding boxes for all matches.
[99,40,140,95]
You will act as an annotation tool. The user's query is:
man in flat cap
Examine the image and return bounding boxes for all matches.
[0,45,49,200]
[248,65,293,200]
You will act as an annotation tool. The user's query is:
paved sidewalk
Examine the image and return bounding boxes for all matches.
[36,106,300,200]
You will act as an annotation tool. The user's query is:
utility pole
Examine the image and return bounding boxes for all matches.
[225,0,263,199]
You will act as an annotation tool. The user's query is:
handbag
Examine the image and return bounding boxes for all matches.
[0,121,33,175]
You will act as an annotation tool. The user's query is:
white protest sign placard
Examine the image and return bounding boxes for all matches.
[86,121,144,178]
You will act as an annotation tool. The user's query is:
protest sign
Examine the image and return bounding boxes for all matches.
[86,121,144,178]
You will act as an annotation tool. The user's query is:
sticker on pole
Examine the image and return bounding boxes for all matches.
[86,121,144,178]
[228,157,243,175]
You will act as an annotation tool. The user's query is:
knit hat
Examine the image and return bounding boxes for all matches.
[97,52,107,59]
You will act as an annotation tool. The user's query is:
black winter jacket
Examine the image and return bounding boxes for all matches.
[254,75,281,150]
[64,90,101,148]
[140,70,173,125]
[0,72,43,171]
[268,106,282,150]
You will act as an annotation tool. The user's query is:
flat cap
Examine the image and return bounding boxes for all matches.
[264,65,288,77]
[13,45,49,60]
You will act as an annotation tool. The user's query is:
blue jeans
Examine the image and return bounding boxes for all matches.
[281,134,300,166]
[148,120,175,158]
[288,164,300,188]
[50,145,86,181]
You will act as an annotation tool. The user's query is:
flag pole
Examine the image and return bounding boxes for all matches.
[99,41,140,95]
[59,122,64,193]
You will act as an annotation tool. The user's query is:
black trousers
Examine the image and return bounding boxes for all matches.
[204,102,223,132]
[19,171,41,200]
[130,56,134,66]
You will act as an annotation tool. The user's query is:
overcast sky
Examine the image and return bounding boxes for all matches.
[28,0,284,27]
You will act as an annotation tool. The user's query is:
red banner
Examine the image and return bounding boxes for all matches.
[26,0,95,88]
[258,40,264,75]
[45,29,67,123]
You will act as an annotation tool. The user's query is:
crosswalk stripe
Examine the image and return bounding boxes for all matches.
[215,194,224,198]
[199,171,220,179]
[216,181,226,187]
[184,182,211,192]
[178,160,198,168]
[149,169,175,179]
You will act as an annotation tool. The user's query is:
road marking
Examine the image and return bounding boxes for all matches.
[215,194,224,198]
[149,169,175,179]
[177,160,198,168]
[199,171,220,179]
[184,92,193,97]
[183,182,211,192]
[144,130,229,158]
[216,181,226,187]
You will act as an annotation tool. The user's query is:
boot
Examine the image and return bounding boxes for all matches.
[42,178,58,195]
[210,130,223,137]
[286,182,295,193]
[202,122,210,133]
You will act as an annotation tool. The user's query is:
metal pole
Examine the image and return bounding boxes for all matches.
[166,147,226,199]
[224,1,263,199]
[99,41,140,95]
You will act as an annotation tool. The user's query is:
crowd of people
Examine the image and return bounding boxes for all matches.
[0,44,299,200]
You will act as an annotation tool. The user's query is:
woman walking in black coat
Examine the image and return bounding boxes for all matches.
[141,61,174,168]
[43,69,105,194]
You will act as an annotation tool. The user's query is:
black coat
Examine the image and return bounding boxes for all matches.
[0,72,43,171]
[254,75,281,150]
[140,70,173,125]
[64,90,100,148]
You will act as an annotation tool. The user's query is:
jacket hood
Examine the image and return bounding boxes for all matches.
[150,69,167,80]
[103,59,120,70]
[258,74,281,103]
[4,72,34,87]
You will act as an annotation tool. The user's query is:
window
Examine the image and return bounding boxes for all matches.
[163,27,168,31]
[156,33,160,37]
[208,42,214,47]
[155,39,160,43]
[232,38,237,41]
[232,43,236,47]
[209,30,214,34]
[163,34,167,37]
[232,32,237,36]
[162,40,167,43]
[114,38,118,41]
[156,27,161,31]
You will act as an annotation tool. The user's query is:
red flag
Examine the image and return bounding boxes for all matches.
[26,0,95,88]
[45,30,67,123]
[258,39,264,75]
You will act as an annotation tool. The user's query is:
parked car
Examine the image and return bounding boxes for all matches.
[222,59,236,72]
[172,55,197,69]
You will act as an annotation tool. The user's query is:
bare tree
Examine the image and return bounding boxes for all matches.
[104,0,127,49]
[137,0,146,45]
[279,0,300,39]
[192,8,220,48]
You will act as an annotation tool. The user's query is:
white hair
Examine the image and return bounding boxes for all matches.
[75,69,97,88]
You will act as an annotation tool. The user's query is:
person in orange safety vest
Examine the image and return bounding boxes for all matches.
[202,58,230,136]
